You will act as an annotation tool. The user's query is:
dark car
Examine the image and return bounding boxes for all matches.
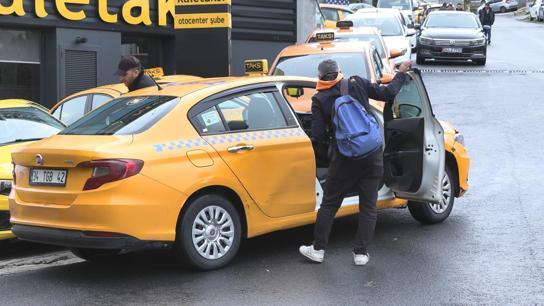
[416,11,487,65]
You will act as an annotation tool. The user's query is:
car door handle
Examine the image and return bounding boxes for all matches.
[227,145,255,153]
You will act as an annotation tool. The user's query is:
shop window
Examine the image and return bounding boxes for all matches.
[0,30,41,102]
[121,36,162,69]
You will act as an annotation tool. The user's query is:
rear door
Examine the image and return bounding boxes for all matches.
[383,69,444,203]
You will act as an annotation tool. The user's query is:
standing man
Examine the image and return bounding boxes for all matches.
[115,55,155,92]
[456,2,464,10]
[299,59,411,266]
[479,2,495,45]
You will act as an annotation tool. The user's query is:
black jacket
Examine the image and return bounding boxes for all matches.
[128,71,156,92]
[311,73,407,143]
[479,8,495,26]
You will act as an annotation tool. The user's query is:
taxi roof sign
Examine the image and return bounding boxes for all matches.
[144,67,164,78]
[244,59,269,75]
[315,32,335,42]
[336,20,353,29]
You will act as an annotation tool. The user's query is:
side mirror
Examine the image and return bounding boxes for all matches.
[286,87,305,98]
[406,28,417,36]
[379,73,395,84]
[389,48,406,59]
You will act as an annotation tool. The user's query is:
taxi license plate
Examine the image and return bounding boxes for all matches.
[29,169,67,186]
[443,47,462,53]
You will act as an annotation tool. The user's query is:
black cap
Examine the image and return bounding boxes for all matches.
[115,55,141,76]
[318,59,339,79]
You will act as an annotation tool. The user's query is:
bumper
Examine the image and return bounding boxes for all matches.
[452,142,470,197]
[0,195,14,240]
[12,224,171,250]
[9,175,186,242]
[418,44,486,62]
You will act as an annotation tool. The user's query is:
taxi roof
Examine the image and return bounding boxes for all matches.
[0,99,47,111]
[276,41,374,58]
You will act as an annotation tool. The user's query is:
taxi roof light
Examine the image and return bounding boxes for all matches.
[315,32,335,43]
[336,20,353,29]
[244,59,269,76]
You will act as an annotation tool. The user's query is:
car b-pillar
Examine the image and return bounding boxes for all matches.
[174,1,232,77]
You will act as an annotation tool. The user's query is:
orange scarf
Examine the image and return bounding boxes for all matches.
[316,73,344,91]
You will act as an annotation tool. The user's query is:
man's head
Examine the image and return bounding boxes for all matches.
[318,59,340,81]
[115,56,142,87]
[485,2,491,8]
[442,3,447,7]
[456,3,463,8]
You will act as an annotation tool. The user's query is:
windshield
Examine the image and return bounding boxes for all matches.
[308,34,386,58]
[61,96,179,136]
[346,15,403,36]
[0,107,64,146]
[377,0,412,10]
[272,53,370,80]
[425,14,479,28]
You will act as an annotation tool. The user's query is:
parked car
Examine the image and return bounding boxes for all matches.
[529,0,543,20]
[377,0,416,22]
[417,11,487,65]
[538,1,544,20]
[318,4,354,28]
[349,2,375,11]
[346,10,416,62]
[0,99,65,244]
[478,0,519,13]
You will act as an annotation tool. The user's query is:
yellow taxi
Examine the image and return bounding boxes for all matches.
[319,4,354,28]
[0,99,65,243]
[50,74,201,125]
[9,60,468,270]
[305,23,406,73]
[269,37,470,224]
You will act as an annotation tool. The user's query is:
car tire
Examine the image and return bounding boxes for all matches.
[70,248,121,263]
[174,194,242,271]
[416,54,425,65]
[408,167,455,224]
[500,6,506,13]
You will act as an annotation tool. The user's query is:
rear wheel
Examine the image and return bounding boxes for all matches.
[500,6,506,13]
[408,167,455,224]
[174,194,242,270]
[70,248,121,263]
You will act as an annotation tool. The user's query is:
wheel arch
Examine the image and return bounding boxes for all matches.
[445,151,460,197]
[176,185,248,240]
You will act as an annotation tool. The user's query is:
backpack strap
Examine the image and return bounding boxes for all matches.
[340,78,349,96]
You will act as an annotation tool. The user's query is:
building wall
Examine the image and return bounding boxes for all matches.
[231,40,290,76]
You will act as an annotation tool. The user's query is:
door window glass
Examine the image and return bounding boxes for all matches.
[58,95,88,125]
[372,50,383,80]
[217,92,288,132]
[322,8,340,21]
[193,107,226,134]
[91,94,112,110]
[393,76,424,119]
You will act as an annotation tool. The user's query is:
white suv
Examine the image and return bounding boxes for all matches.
[529,0,543,20]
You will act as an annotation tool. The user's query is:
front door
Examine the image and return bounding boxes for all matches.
[383,70,445,203]
[190,86,316,218]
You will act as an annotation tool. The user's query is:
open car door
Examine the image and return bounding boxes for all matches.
[383,69,445,203]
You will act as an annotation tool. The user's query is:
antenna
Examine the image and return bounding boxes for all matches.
[150,75,163,91]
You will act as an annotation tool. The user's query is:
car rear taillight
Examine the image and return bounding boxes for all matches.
[78,159,144,191]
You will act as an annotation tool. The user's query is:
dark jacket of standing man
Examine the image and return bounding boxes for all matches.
[299,59,411,266]
[115,55,155,92]
[479,4,495,44]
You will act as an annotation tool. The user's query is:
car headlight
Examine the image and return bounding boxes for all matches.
[419,37,434,45]
[471,38,486,46]
[0,180,12,196]
[454,132,465,146]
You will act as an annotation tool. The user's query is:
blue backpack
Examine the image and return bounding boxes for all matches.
[332,79,382,159]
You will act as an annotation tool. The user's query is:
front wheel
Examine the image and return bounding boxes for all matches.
[408,167,455,224]
[500,6,506,13]
[174,194,242,270]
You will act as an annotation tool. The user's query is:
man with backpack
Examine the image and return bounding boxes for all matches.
[299,59,411,266]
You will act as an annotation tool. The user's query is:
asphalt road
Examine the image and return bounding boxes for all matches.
[1,14,543,305]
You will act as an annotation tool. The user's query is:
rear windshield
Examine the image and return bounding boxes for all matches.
[346,15,403,36]
[272,53,370,80]
[377,0,412,10]
[0,107,65,146]
[61,96,179,135]
[309,34,386,58]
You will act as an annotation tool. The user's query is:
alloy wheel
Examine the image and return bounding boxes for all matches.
[192,205,235,260]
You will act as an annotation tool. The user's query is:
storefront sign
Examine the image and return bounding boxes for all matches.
[174,12,231,29]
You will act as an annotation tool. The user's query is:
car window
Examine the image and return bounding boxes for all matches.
[322,8,340,21]
[372,49,383,80]
[58,95,87,125]
[91,94,112,110]
[61,96,179,135]
[393,76,424,119]
[216,92,288,132]
[0,107,64,145]
[346,15,403,36]
[193,107,226,134]
[272,53,370,80]
[378,0,413,10]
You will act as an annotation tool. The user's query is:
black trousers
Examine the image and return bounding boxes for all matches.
[313,149,383,254]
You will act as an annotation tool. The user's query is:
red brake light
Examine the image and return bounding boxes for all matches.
[78,159,144,191]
